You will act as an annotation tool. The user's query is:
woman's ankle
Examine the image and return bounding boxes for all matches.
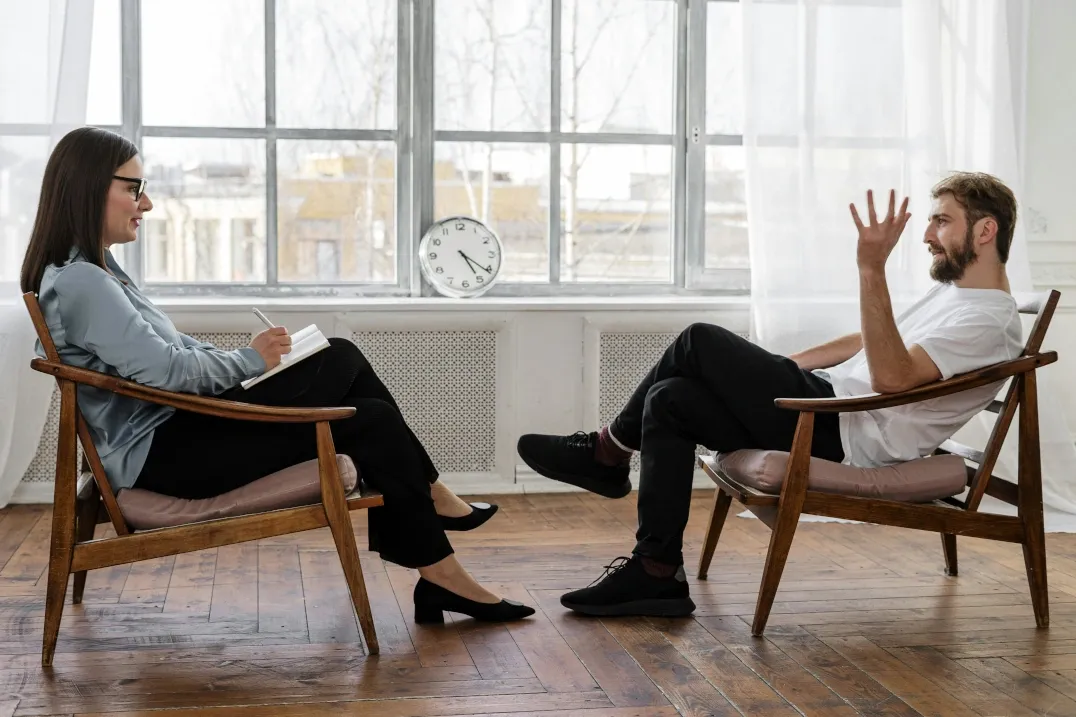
[418,556,500,604]
[430,480,473,518]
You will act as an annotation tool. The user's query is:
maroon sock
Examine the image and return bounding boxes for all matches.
[595,426,633,467]
[640,556,677,578]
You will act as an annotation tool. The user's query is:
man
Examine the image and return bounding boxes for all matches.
[517,172,1024,617]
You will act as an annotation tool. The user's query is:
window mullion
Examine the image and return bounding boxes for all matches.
[396,0,413,294]
[549,0,561,285]
[264,0,278,286]
[672,0,689,288]
[685,0,707,287]
[413,0,435,296]
[120,0,144,286]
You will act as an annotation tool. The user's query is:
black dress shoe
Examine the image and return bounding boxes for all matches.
[439,502,498,531]
[413,578,536,624]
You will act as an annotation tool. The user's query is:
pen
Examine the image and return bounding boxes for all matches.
[252,307,276,329]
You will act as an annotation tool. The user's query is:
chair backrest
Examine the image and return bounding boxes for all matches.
[959,289,1060,511]
[22,292,130,535]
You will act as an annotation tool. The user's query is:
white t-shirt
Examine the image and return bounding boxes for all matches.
[816,283,1023,468]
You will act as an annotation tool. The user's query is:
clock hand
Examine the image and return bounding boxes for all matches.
[457,250,478,275]
[463,252,493,274]
[458,250,485,275]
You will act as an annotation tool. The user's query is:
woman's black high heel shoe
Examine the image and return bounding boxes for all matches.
[439,502,498,531]
[413,578,535,624]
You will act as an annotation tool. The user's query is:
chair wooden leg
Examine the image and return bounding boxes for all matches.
[317,423,380,655]
[752,413,813,637]
[941,533,958,576]
[1018,373,1049,628]
[44,382,79,667]
[71,496,100,605]
[698,489,732,579]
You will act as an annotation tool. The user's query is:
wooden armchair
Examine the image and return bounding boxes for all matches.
[696,290,1060,636]
[22,293,383,666]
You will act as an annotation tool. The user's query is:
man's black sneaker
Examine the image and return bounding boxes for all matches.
[517,431,631,499]
[560,556,696,617]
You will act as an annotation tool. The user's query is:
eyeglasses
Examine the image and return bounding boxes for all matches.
[113,175,147,201]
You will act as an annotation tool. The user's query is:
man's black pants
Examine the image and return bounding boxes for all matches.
[609,324,846,566]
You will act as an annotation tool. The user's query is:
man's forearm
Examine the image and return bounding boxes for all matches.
[859,268,915,392]
[789,333,862,371]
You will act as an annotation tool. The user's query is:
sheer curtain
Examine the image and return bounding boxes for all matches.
[743,0,1076,525]
[0,0,95,507]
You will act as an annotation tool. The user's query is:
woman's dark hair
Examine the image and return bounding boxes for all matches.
[20,126,139,293]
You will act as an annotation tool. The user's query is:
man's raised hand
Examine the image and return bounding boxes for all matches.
[851,189,911,273]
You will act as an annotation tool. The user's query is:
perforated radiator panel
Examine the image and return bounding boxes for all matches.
[352,331,498,473]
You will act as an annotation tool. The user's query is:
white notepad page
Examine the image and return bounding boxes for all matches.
[240,324,331,390]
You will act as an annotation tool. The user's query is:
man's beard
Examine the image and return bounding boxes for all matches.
[929,226,978,283]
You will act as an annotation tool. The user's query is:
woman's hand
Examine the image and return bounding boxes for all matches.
[250,327,292,370]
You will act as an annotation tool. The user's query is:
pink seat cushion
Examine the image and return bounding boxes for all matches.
[716,450,968,502]
[117,454,359,531]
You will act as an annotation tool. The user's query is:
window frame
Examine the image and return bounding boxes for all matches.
[2,0,757,298]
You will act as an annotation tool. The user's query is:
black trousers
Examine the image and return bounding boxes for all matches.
[610,323,845,566]
[134,338,452,569]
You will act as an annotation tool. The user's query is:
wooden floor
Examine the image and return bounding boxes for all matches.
[2,491,1076,716]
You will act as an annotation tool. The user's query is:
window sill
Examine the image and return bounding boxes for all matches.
[150,294,752,313]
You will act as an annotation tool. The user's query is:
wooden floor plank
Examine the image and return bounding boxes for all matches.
[118,556,174,606]
[532,592,668,708]
[498,584,599,694]
[957,656,1076,716]
[695,616,861,716]
[762,625,921,716]
[885,645,1042,716]
[654,617,801,716]
[359,561,414,656]
[69,691,613,717]
[821,635,981,716]
[7,491,1076,717]
[603,619,740,717]
[0,508,45,576]
[0,512,51,582]
[452,620,535,681]
[256,545,306,636]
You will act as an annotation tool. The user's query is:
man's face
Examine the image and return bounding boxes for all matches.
[924,193,977,283]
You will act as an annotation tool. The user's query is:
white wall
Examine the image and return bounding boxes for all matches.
[1024,0,1076,426]
[12,1,1076,502]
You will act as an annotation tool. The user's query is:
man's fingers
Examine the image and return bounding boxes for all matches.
[270,326,288,335]
[867,190,878,225]
[850,203,864,230]
[898,211,912,233]
[885,189,895,223]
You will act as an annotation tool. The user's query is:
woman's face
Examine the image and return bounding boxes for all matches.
[103,155,153,248]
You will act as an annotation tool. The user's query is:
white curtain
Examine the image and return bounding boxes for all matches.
[0,0,95,507]
[743,0,1076,526]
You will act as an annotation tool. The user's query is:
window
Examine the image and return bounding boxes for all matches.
[193,220,220,281]
[145,219,170,280]
[2,0,759,296]
[231,219,261,281]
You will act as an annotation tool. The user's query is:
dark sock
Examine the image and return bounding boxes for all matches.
[639,556,678,578]
[595,426,633,467]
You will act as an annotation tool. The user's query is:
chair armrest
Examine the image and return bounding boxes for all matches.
[775,351,1057,413]
[30,359,356,423]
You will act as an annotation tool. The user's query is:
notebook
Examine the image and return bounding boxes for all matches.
[240,323,331,390]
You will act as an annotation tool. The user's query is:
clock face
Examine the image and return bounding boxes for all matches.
[420,216,503,298]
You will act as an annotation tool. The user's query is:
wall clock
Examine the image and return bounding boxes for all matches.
[419,216,503,298]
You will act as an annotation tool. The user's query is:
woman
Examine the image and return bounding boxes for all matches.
[20,127,533,624]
